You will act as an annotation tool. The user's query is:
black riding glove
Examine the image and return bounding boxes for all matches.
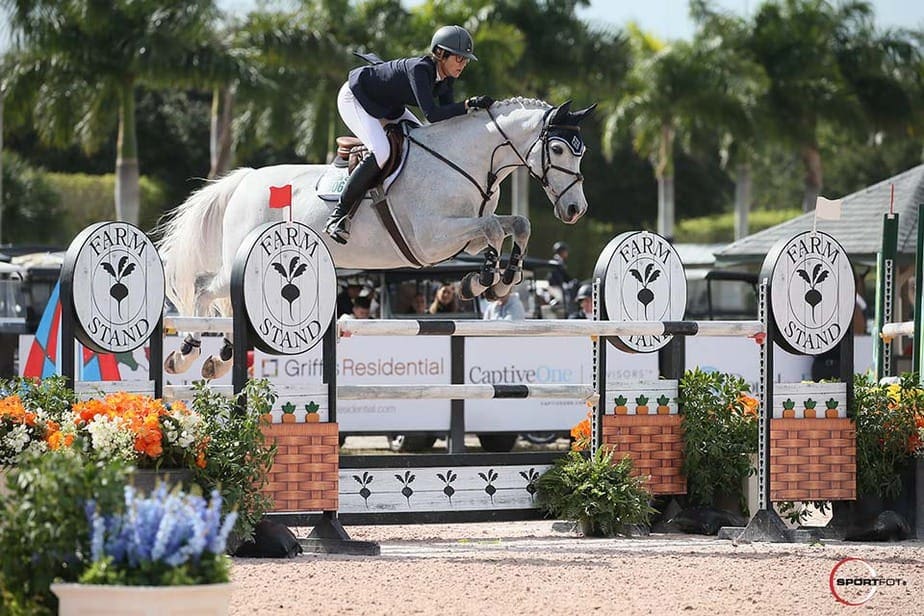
[466,96,494,110]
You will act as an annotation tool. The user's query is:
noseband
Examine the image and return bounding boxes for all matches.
[404,106,585,216]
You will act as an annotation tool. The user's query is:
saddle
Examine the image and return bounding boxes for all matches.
[335,123,407,182]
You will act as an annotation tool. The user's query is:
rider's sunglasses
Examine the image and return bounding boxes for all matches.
[451,54,470,65]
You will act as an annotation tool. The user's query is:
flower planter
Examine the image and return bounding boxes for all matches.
[129,468,194,495]
[52,582,234,615]
[261,421,339,512]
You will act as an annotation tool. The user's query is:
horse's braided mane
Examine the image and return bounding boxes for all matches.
[491,97,552,111]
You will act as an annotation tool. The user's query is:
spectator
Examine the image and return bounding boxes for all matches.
[547,241,577,314]
[336,278,363,317]
[483,292,525,320]
[429,284,461,313]
[412,292,428,314]
[568,283,593,319]
[339,294,372,320]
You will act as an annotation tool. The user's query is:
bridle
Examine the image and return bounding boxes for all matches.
[404,106,585,216]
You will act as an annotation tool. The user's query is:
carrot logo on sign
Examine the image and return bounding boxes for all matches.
[829,557,906,606]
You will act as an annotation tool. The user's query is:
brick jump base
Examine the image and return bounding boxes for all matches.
[770,417,856,502]
[261,422,339,512]
[602,414,686,495]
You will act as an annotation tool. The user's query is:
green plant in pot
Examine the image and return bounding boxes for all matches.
[187,379,277,549]
[840,372,924,531]
[0,447,128,614]
[537,447,656,537]
[678,368,758,515]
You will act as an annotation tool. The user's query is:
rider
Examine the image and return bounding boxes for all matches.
[324,25,495,244]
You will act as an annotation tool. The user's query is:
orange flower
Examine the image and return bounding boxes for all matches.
[738,394,759,417]
[570,412,592,451]
[47,430,75,450]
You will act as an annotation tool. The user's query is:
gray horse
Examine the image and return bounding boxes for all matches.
[157,97,595,378]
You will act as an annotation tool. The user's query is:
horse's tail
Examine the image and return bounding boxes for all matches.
[155,168,253,316]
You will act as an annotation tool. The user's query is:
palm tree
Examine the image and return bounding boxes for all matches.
[1,0,226,224]
[744,0,919,212]
[690,0,769,239]
[208,6,351,174]
[603,26,745,240]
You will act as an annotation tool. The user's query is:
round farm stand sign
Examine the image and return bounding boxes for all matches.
[63,221,165,354]
[236,221,336,355]
[762,230,854,355]
[593,231,687,353]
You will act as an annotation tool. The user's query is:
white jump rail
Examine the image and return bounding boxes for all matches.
[338,319,765,338]
[164,316,232,333]
[164,315,765,339]
[881,321,915,340]
[164,383,598,404]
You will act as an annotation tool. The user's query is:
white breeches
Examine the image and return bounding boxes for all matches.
[337,81,420,168]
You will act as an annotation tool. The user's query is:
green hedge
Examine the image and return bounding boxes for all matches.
[44,173,169,241]
[674,209,802,244]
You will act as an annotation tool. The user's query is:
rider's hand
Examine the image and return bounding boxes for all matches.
[466,96,494,110]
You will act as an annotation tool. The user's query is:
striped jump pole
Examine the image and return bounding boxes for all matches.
[338,383,599,404]
[338,319,764,338]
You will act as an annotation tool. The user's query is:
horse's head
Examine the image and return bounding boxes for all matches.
[526,101,597,224]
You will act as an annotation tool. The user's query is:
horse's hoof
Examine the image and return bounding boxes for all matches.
[460,272,484,300]
[201,355,233,380]
[164,349,199,375]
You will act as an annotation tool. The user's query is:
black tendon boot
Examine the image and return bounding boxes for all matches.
[324,155,381,244]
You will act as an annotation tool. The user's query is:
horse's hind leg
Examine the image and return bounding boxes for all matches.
[200,280,235,380]
[164,334,202,374]
[164,287,212,375]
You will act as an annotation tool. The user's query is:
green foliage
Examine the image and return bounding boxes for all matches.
[0,449,128,615]
[79,554,231,587]
[852,372,922,499]
[674,208,803,243]
[678,368,758,513]
[44,172,168,239]
[537,448,656,537]
[188,379,277,547]
[0,152,62,245]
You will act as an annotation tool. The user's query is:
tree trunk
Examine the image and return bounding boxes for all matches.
[115,85,140,224]
[656,123,676,241]
[800,144,823,213]
[209,85,235,179]
[657,174,675,240]
[733,162,752,241]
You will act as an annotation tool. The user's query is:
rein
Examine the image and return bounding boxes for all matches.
[404,106,584,217]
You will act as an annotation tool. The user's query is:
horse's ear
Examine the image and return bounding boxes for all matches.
[571,103,597,124]
[552,100,573,123]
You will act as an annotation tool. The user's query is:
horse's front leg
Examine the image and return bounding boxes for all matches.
[488,215,530,299]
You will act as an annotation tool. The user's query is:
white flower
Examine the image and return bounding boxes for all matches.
[86,415,135,460]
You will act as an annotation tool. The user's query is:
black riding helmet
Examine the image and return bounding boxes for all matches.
[430,25,478,61]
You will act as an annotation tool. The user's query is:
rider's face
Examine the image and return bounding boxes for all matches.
[440,53,468,78]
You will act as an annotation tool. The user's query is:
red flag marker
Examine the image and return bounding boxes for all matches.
[269,184,292,209]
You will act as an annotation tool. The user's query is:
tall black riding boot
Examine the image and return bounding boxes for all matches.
[324,155,381,245]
